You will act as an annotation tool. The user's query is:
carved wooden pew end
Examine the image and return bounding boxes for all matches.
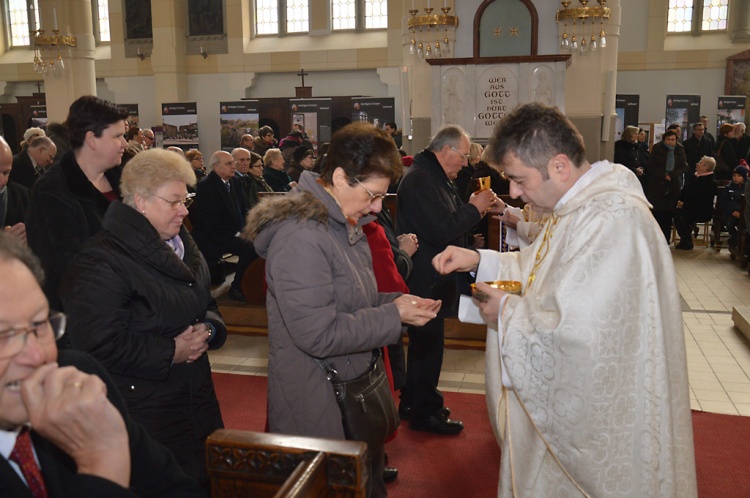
[207,429,368,498]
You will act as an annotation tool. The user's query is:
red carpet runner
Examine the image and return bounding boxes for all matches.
[213,372,750,497]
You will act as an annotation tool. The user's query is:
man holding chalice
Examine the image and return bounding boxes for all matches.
[432,103,696,497]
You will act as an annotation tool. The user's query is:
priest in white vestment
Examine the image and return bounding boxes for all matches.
[434,103,697,497]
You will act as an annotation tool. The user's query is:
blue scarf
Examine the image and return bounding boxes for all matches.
[664,143,675,172]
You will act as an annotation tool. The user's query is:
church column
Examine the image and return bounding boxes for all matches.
[729,0,750,43]
[150,0,188,117]
[39,0,97,123]
[563,0,621,161]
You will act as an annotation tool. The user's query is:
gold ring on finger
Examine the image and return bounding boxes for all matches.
[67,381,84,389]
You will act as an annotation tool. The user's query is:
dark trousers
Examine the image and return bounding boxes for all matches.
[386,334,406,391]
[366,444,386,498]
[652,210,674,243]
[225,237,258,291]
[674,210,697,247]
[402,317,445,421]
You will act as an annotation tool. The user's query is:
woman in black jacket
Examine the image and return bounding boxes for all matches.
[26,96,129,311]
[60,149,226,489]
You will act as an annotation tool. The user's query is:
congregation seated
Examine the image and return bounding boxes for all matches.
[10,135,57,190]
[239,151,273,210]
[185,148,206,184]
[190,150,258,301]
[262,148,296,192]
[719,165,747,255]
[286,145,314,182]
[674,156,718,250]
[0,137,29,244]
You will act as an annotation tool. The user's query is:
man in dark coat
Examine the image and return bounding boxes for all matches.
[0,232,204,498]
[674,156,718,250]
[396,125,498,435]
[0,137,29,243]
[9,135,57,189]
[190,150,257,301]
[683,122,714,176]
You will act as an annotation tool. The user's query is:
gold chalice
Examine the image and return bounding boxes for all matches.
[471,280,522,302]
[470,176,491,193]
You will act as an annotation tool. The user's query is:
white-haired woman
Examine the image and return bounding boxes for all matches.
[262,147,296,191]
[60,148,225,489]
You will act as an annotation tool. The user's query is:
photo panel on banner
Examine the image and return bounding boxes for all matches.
[120,104,140,129]
[615,95,640,140]
[665,95,701,141]
[162,103,199,151]
[717,96,746,134]
[289,99,332,149]
[29,105,47,128]
[351,98,396,130]
[220,101,260,151]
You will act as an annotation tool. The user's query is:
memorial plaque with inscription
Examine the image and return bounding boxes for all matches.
[476,67,518,138]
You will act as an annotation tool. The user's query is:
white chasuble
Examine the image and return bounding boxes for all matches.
[470,161,697,497]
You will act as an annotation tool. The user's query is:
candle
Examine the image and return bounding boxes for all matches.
[411,0,415,9]
[444,0,447,7]
[200,45,204,53]
[137,47,141,55]
[427,0,431,7]
[53,3,58,30]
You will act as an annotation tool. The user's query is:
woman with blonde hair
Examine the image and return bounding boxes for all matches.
[61,148,226,489]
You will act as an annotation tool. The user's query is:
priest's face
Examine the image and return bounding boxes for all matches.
[501,153,563,212]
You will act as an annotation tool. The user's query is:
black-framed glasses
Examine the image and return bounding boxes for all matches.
[450,146,470,162]
[156,193,195,210]
[354,177,388,201]
[0,312,67,359]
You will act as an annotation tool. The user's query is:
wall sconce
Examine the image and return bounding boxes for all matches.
[137,47,145,61]
[200,45,208,59]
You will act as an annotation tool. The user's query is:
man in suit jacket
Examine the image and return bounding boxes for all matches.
[9,136,56,190]
[0,137,29,243]
[0,232,204,497]
[190,150,257,301]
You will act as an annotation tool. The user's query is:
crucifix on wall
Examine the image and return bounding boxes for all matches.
[296,68,312,98]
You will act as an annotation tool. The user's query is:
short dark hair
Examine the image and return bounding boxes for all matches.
[321,122,402,185]
[692,122,705,131]
[667,124,681,131]
[259,126,274,138]
[487,103,585,179]
[126,126,141,141]
[385,122,397,130]
[67,96,129,149]
[0,232,44,285]
[663,130,678,140]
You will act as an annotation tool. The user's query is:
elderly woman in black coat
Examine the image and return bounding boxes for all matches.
[60,148,226,488]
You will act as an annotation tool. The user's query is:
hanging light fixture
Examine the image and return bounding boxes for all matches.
[31,4,76,74]
[556,0,609,57]
[407,3,459,61]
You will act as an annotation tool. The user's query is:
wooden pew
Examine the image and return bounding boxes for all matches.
[207,429,367,498]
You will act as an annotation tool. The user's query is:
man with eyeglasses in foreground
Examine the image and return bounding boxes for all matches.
[395,124,500,434]
[0,232,205,497]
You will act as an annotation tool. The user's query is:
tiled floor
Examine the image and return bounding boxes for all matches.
[209,244,750,417]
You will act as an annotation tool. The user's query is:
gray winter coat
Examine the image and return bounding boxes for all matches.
[244,171,403,439]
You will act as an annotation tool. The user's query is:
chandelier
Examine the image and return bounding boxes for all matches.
[31,3,76,74]
[556,0,610,56]
[407,3,459,59]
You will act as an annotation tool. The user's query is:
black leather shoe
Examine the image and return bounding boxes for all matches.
[436,406,451,420]
[383,467,398,484]
[228,287,246,302]
[410,415,464,435]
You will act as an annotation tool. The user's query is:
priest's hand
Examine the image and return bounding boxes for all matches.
[474,281,505,325]
[21,363,131,488]
[433,246,480,274]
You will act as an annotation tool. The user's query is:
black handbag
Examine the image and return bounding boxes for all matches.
[316,350,399,449]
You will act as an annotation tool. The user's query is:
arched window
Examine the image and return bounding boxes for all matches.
[3,0,110,47]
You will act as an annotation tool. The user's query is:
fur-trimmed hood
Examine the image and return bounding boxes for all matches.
[243,171,375,259]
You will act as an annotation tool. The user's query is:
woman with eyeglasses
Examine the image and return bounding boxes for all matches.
[59,148,226,490]
[240,151,274,210]
[244,122,440,498]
